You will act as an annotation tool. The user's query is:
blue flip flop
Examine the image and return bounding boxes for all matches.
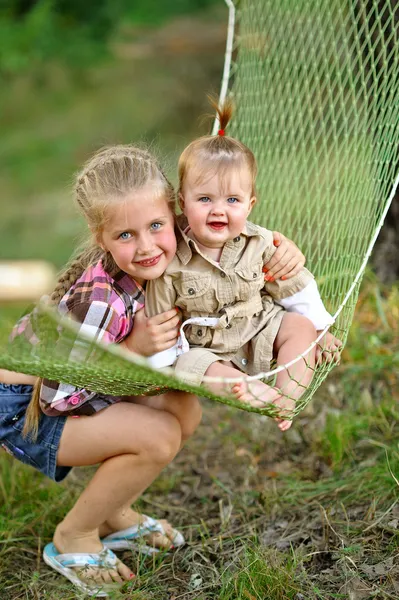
[43,542,123,597]
[101,515,185,555]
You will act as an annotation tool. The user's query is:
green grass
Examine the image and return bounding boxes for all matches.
[0,4,226,267]
[0,278,398,598]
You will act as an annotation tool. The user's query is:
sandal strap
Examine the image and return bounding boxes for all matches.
[102,515,165,542]
[57,547,118,569]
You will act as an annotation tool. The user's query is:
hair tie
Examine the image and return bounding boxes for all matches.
[218,129,225,136]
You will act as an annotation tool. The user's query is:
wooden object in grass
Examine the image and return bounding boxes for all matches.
[0,261,56,302]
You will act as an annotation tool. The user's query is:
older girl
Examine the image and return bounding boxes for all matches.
[0,144,304,596]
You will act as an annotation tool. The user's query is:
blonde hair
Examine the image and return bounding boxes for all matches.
[24,144,175,439]
[178,97,257,196]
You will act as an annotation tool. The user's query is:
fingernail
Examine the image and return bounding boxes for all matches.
[273,240,280,247]
[265,275,271,281]
[262,267,268,272]
[170,544,175,549]
[269,277,275,282]
[281,276,286,280]
[129,573,135,579]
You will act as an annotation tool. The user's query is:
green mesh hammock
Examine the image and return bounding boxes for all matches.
[1,0,398,416]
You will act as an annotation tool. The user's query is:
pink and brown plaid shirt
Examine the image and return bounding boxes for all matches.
[11,260,145,416]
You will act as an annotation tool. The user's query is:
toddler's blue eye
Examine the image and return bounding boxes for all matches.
[227,197,238,204]
[151,222,162,231]
[119,232,131,240]
[199,197,210,203]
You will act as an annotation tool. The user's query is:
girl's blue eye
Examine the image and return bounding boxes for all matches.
[151,222,162,231]
[119,232,131,240]
[199,197,210,203]
[227,197,238,204]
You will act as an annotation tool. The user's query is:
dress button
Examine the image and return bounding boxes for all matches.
[220,272,226,278]
[188,288,195,295]
[226,323,232,329]
[234,236,240,242]
[253,272,257,278]
[241,358,248,366]
[197,329,203,337]
[70,396,80,405]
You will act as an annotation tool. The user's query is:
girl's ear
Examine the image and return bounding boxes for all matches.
[178,192,185,212]
[92,226,106,251]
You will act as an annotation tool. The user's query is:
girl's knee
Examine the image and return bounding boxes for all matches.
[166,391,202,441]
[179,393,202,440]
[142,413,181,465]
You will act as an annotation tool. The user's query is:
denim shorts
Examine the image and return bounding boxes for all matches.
[0,383,71,482]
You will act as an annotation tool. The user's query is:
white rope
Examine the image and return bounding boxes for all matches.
[211,0,236,135]
[201,0,399,384]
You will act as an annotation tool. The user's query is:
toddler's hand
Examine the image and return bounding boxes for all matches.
[123,307,181,356]
[263,232,306,281]
[316,331,343,364]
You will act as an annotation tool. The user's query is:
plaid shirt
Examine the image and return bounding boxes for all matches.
[12,260,145,416]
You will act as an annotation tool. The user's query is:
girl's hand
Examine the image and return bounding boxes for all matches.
[263,232,306,281]
[316,331,343,364]
[122,307,181,356]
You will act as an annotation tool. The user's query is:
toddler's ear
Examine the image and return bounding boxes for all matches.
[178,193,185,212]
[248,195,257,214]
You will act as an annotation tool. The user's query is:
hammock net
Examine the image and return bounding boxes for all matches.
[1,0,398,416]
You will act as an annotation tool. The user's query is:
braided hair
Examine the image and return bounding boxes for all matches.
[24,145,176,438]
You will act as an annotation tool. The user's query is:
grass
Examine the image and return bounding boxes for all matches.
[0,274,398,599]
[0,3,226,267]
[0,4,398,597]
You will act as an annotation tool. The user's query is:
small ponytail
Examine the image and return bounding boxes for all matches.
[178,95,257,196]
[207,94,234,136]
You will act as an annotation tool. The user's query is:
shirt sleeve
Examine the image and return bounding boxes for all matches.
[275,279,334,330]
[262,237,314,300]
[144,273,179,369]
[145,272,177,317]
[40,300,123,415]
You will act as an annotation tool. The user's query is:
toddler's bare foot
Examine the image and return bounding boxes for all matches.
[232,380,295,431]
[273,395,296,431]
[232,379,281,408]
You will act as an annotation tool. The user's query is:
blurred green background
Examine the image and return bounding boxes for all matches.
[0,0,224,268]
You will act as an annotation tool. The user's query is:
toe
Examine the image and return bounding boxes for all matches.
[149,531,173,549]
[117,560,135,581]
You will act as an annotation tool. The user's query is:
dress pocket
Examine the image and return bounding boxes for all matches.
[175,274,215,312]
[235,263,264,301]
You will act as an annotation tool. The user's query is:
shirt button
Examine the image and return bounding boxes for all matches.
[197,329,203,337]
[226,323,232,329]
[253,272,257,278]
[220,272,226,278]
[234,236,240,242]
[188,288,195,295]
[70,396,80,405]
[241,358,248,366]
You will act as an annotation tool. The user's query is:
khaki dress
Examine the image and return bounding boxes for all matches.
[145,216,313,384]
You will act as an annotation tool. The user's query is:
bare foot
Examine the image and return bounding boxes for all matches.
[232,379,295,431]
[99,508,176,550]
[53,522,134,587]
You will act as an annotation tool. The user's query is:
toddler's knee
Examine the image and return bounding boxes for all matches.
[284,313,317,338]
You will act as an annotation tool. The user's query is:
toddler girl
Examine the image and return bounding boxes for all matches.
[146,103,342,431]
[0,144,303,596]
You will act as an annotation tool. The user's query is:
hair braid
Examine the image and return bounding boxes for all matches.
[23,144,176,440]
